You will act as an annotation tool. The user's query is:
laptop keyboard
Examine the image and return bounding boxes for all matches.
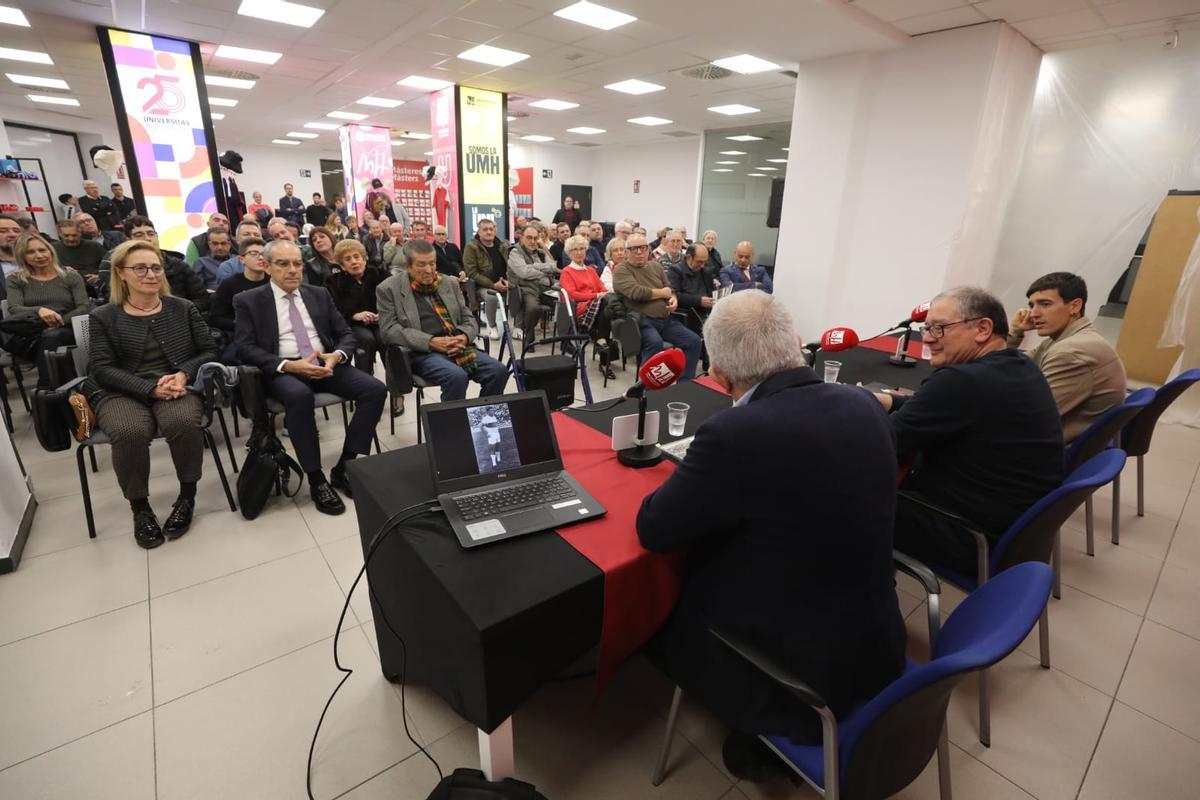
[455,477,575,521]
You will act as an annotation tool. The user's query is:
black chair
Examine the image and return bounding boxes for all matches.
[1120,369,1200,518]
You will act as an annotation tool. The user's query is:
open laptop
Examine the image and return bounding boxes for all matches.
[421,390,606,549]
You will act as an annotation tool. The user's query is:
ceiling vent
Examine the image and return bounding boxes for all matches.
[570,141,601,147]
[563,52,586,62]
[660,130,697,138]
[508,110,530,119]
[679,63,733,81]
[206,67,261,81]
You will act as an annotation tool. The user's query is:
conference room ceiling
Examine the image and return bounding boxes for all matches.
[5,0,1200,153]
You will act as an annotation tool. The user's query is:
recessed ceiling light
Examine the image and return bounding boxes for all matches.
[424,151,433,156]
[6,73,68,89]
[304,122,339,130]
[209,97,238,107]
[766,158,787,163]
[398,75,454,91]
[401,132,432,140]
[522,135,555,142]
[0,47,51,65]
[567,126,605,135]
[210,113,225,120]
[605,79,664,95]
[711,54,780,75]
[529,98,578,111]
[287,131,318,139]
[327,110,367,120]
[390,140,405,146]
[719,150,746,155]
[506,115,516,121]
[747,173,767,177]
[237,0,324,28]
[458,44,529,67]
[213,44,281,65]
[27,94,78,106]
[554,1,636,30]
[756,166,778,171]
[628,116,671,126]
[726,134,763,141]
[708,104,759,116]
[271,139,301,145]
[205,75,255,90]
[781,147,789,151]
[357,96,404,108]
[0,6,30,26]
[712,169,732,173]
[714,160,739,165]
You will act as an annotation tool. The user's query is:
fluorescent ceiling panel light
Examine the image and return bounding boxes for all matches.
[327,110,367,120]
[747,172,767,177]
[210,112,225,120]
[213,44,281,64]
[0,47,51,64]
[529,98,578,111]
[458,44,529,67]
[719,150,746,155]
[286,131,318,139]
[237,0,324,28]
[604,78,663,95]
[209,97,238,107]
[554,1,636,30]
[627,116,671,126]
[27,94,77,105]
[756,166,778,171]
[711,54,780,74]
[567,126,605,134]
[391,140,405,146]
[205,75,255,89]
[522,135,554,142]
[6,73,68,89]
[357,96,404,108]
[766,158,787,163]
[401,132,432,139]
[714,160,739,165]
[726,134,763,141]
[424,151,433,156]
[708,104,759,116]
[0,6,30,26]
[506,115,516,121]
[781,146,789,151]
[304,121,339,130]
[398,75,453,91]
[712,169,732,173]
[271,139,301,145]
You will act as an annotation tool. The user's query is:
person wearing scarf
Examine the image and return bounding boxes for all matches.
[559,234,616,379]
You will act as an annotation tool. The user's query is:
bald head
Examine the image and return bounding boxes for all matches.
[734,241,754,268]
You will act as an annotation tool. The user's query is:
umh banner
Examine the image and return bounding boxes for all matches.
[429,86,460,244]
[458,86,507,240]
[97,27,222,254]
[343,124,392,225]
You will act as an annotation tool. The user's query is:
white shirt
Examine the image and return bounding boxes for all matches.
[733,381,762,408]
[271,281,321,361]
[0,257,18,278]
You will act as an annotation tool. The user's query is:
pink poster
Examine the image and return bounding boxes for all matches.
[342,124,392,225]
[429,86,460,244]
[393,159,432,228]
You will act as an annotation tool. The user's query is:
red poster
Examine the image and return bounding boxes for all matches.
[393,159,433,228]
[513,167,533,219]
[429,86,460,244]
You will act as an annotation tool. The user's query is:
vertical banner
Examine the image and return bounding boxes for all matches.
[513,167,534,221]
[97,27,222,254]
[393,159,433,229]
[338,125,354,222]
[429,86,460,244]
[458,86,507,241]
[342,124,392,226]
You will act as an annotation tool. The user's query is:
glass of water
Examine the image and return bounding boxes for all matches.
[667,402,690,437]
[823,360,842,383]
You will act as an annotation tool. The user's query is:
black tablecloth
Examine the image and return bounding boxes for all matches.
[815,340,933,391]
[561,379,734,439]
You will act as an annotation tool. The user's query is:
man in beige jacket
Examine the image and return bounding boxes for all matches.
[1009,272,1127,443]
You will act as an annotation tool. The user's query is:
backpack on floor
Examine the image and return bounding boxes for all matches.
[425,768,548,800]
[236,422,303,520]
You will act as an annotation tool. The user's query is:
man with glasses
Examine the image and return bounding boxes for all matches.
[115,215,210,311]
[613,234,703,379]
[234,240,387,515]
[209,237,267,360]
[871,286,1063,574]
[214,223,267,284]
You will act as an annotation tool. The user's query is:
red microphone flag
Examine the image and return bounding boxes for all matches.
[819,327,860,351]
[910,303,931,323]
[638,348,687,390]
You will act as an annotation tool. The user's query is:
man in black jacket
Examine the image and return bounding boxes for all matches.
[278,183,304,227]
[78,180,121,231]
[638,290,906,783]
[432,223,465,280]
[667,242,718,337]
[305,193,332,227]
[873,286,1064,574]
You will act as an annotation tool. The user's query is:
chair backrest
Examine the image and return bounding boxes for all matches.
[993,449,1126,571]
[1121,369,1200,458]
[71,314,91,378]
[838,563,1053,799]
[1064,387,1154,471]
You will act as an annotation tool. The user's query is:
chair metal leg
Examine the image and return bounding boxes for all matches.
[230,402,241,438]
[977,669,991,748]
[1111,471,1121,546]
[203,429,237,512]
[937,720,953,800]
[416,391,424,444]
[340,402,349,430]
[389,391,396,436]
[651,687,683,787]
[215,408,238,473]
[76,445,96,538]
[1052,529,1062,600]
[926,592,941,654]
[1136,455,1144,517]
[0,382,12,434]
[11,362,30,412]
[372,431,382,454]
[1038,605,1051,669]
[1084,496,1094,556]
[88,445,98,473]
[322,406,330,421]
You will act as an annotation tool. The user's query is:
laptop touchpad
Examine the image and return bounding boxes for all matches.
[503,506,553,529]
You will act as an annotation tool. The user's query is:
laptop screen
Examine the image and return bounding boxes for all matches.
[423,392,561,490]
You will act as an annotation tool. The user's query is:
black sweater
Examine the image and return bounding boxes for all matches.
[209,272,267,332]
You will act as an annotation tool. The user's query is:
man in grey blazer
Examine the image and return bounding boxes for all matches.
[377,238,509,401]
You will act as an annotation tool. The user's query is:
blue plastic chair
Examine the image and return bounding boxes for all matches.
[1120,369,1200,519]
[651,563,1053,800]
[1064,388,1153,554]
[895,449,1126,747]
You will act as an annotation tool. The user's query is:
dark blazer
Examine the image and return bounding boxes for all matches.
[233,283,356,375]
[89,297,217,399]
[434,240,464,277]
[278,195,305,226]
[638,367,907,738]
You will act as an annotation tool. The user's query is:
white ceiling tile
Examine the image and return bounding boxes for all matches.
[852,0,968,23]
[893,5,989,34]
[1012,8,1108,41]
[973,0,1090,23]
[1097,0,1200,27]
[454,0,547,28]
[1041,33,1122,50]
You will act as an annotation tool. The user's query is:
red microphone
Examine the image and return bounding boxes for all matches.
[819,327,860,352]
[619,349,686,468]
[910,303,930,323]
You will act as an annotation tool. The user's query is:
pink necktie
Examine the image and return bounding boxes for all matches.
[285,293,314,358]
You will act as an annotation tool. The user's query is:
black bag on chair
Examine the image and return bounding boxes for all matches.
[30,376,88,453]
[425,768,548,800]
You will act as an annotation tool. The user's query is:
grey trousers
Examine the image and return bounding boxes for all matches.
[97,393,204,500]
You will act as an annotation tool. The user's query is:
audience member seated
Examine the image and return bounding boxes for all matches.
[638,289,906,783]
[649,225,669,253]
[361,220,386,270]
[208,237,267,361]
[559,235,616,379]
[91,240,218,548]
[657,229,686,271]
[2,233,87,386]
[872,287,1064,575]
[702,230,722,271]
[377,238,509,402]
[382,222,408,274]
[0,215,22,292]
[612,234,702,379]
[668,242,719,338]
[432,224,465,280]
[75,212,125,251]
[247,191,272,225]
[16,214,53,245]
[507,224,561,344]
[588,222,607,261]
[119,216,209,313]
[214,223,264,284]
[191,227,233,291]
[463,218,511,339]
[266,217,293,242]
[301,227,337,287]
[53,219,105,292]
[602,237,625,291]
[719,241,773,294]
[233,240,387,515]
[1008,272,1127,443]
[549,222,571,266]
[185,212,230,264]
[325,240,387,381]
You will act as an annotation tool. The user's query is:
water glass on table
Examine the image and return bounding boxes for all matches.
[823,360,842,383]
[667,402,690,437]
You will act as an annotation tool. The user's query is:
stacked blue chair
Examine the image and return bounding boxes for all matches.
[1120,369,1200,521]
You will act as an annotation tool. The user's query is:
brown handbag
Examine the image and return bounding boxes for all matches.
[66,388,97,442]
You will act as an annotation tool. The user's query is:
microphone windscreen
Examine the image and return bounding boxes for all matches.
[638,348,687,390]
[819,327,860,352]
[910,302,931,323]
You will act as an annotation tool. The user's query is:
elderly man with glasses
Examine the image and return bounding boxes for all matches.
[612,234,703,379]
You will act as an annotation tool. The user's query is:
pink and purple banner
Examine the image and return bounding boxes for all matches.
[339,124,393,226]
[429,86,460,244]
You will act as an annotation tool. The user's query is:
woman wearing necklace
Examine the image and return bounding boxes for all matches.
[90,240,218,549]
[2,233,88,387]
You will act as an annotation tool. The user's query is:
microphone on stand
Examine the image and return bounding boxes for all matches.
[618,349,687,468]
[805,327,859,368]
[889,303,929,368]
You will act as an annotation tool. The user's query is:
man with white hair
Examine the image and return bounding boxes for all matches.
[637,289,906,783]
[612,233,702,378]
[613,220,633,242]
[78,180,121,231]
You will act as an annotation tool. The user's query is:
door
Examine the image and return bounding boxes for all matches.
[560,184,591,221]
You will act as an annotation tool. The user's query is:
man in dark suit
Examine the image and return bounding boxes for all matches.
[637,290,906,784]
[278,183,305,227]
[234,240,387,514]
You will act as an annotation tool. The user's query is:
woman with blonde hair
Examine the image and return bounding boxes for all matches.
[602,236,625,292]
[2,233,87,385]
[90,240,217,548]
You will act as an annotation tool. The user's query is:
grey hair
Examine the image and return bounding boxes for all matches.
[614,220,632,233]
[403,237,436,265]
[703,289,804,390]
[933,285,1009,338]
[564,234,590,255]
[605,237,626,261]
[263,238,300,263]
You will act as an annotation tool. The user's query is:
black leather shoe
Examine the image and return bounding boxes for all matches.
[133,509,164,549]
[330,464,353,499]
[311,481,346,515]
[391,398,405,418]
[162,497,194,540]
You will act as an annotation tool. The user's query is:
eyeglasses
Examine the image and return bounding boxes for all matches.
[627,244,649,252]
[244,250,265,259]
[124,264,164,276]
[919,317,984,339]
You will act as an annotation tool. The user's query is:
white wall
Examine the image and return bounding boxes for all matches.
[506,141,596,222]
[591,139,703,231]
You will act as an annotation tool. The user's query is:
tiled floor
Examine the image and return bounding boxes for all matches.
[1,354,1199,800]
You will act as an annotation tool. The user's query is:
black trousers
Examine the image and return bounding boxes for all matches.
[350,323,382,374]
[893,493,987,576]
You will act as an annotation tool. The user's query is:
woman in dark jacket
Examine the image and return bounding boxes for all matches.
[91,240,217,549]
[301,226,338,286]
